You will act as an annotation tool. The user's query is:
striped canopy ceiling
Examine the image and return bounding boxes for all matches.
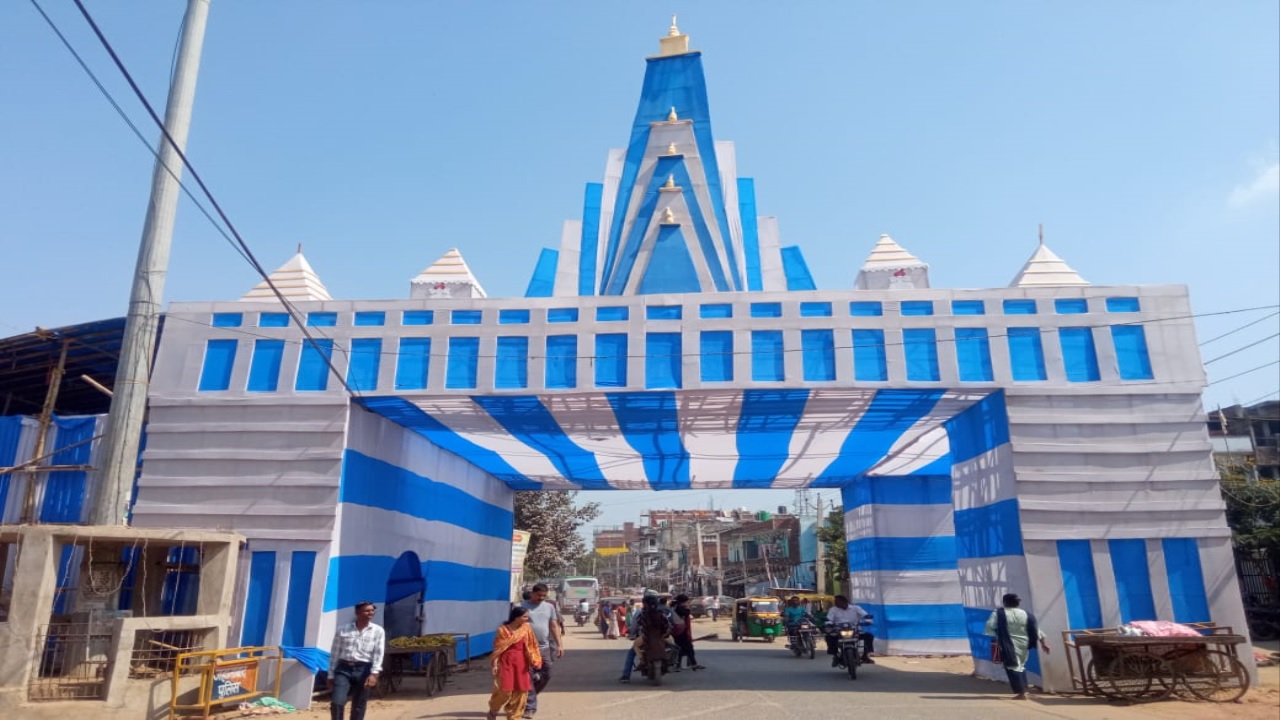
[359,388,991,491]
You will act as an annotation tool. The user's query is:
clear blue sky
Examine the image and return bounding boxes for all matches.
[3,2,1277,530]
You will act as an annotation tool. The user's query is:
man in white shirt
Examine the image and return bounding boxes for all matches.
[327,601,385,720]
[823,595,876,666]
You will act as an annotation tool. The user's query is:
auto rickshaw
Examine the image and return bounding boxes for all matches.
[730,596,783,642]
[794,593,835,626]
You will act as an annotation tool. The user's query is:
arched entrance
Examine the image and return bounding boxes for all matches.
[384,551,425,640]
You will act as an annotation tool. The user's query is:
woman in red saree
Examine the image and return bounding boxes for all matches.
[488,607,542,720]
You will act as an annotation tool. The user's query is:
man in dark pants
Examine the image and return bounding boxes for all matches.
[327,601,385,720]
[520,583,564,718]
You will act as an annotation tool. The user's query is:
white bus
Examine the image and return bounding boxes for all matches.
[560,576,600,610]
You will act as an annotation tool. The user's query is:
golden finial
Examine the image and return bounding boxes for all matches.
[662,207,676,224]
[667,106,678,122]
[669,15,680,37]
[666,142,678,155]
[664,174,676,189]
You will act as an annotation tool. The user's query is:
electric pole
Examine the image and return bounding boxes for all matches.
[92,0,211,526]
[815,494,826,595]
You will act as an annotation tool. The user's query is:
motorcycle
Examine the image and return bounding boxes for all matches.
[825,617,873,679]
[635,642,681,686]
[574,609,590,627]
[787,618,818,659]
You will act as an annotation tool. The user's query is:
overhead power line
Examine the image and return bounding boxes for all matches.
[1199,311,1280,347]
[1203,332,1280,365]
[1209,360,1280,387]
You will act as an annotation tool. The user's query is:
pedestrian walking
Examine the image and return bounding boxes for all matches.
[520,583,564,718]
[487,607,542,720]
[984,593,1051,700]
[327,601,385,720]
[707,595,720,622]
[672,594,705,670]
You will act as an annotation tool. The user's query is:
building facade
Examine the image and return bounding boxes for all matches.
[102,21,1257,689]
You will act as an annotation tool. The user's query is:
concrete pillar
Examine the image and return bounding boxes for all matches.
[196,540,239,648]
[0,528,61,695]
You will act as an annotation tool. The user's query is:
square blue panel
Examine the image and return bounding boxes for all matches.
[646,305,682,320]
[645,332,682,388]
[259,312,289,327]
[750,302,782,318]
[346,338,382,391]
[1055,299,1089,314]
[849,301,883,317]
[295,339,334,391]
[951,300,985,316]
[903,328,940,381]
[700,331,733,382]
[452,310,483,325]
[594,334,628,387]
[1059,327,1101,382]
[402,310,434,325]
[852,330,887,381]
[354,311,386,326]
[247,339,285,392]
[801,329,836,381]
[1007,328,1048,381]
[1003,299,1037,315]
[499,309,531,325]
[901,301,934,316]
[1112,325,1154,380]
[955,328,994,382]
[800,302,832,317]
[700,303,733,319]
[395,338,430,390]
[545,335,578,389]
[751,330,785,382]
[212,312,243,328]
[495,336,529,389]
[445,337,480,388]
[198,339,237,391]
[597,306,629,322]
[1106,297,1141,313]
[307,312,338,327]
[547,308,579,323]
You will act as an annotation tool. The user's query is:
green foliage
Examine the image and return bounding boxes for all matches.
[513,491,602,579]
[571,551,606,577]
[816,505,847,588]
[1219,467,1280,552]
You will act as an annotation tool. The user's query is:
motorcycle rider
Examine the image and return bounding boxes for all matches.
[782,596,809,648]
[576,598,591,624]
[618,593,672,683]
[824,595,875,666]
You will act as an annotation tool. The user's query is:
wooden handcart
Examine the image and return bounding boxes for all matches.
[1063,623,1250,703]
[375,645,450,698]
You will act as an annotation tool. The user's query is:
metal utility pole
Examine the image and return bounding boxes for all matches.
[694,520,705,595]
[815,494,826,595]
[91,0,211,526]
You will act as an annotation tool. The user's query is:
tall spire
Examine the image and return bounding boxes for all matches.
[1009,227,1088,287]
[241,251,332,302]
[658,15,690,56]
[410,247,488,299]
[854,234,930,290]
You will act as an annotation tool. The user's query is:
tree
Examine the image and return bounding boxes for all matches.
[514,491,601,579]
[571,551,606,577]
[1219,466,1280,552]
[816,505,847,592]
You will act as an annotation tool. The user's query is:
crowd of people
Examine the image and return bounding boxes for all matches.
[321,586,1045,719]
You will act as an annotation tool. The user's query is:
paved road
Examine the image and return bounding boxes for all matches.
[334,620,1275,720]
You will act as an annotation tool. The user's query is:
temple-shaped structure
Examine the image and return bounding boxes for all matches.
[104,22,1251,693]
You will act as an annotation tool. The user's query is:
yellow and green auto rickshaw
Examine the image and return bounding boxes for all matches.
[794,593,835,626]
[730,596,783,642]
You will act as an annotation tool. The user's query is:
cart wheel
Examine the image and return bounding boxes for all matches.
[1103,652,1170,702]
[1084,658,1105,697]
[431,652,448,694]
[1182,650,1249,703]
[375,659,402,698]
